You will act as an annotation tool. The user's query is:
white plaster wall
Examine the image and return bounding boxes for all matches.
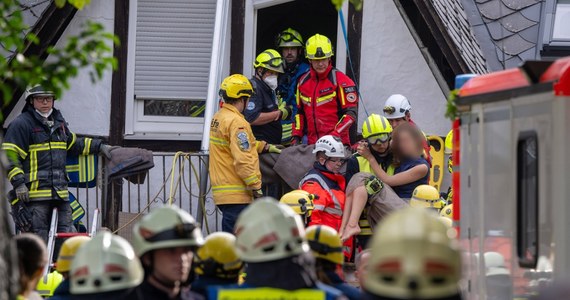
[358,0,450,136]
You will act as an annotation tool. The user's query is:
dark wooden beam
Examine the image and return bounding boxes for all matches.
[2,3,77,119]
[346,4,363,84]
[106,0,130,230]
[230,0,245,74]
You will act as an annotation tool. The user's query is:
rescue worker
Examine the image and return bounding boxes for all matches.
[2,85,113,247]
[344,114,394,247]
[445,129,453,202]
[293,34,358,146]
[191,232,243,297]
[279,189,316,226]
[383,94,431,165]
[50,236,91,300]
[300,135,347,232]
[306,225,361,300]
[70,232,143,300]
[354,249,371,289]
[244,49,289,145]
[209,74,281,232]
[363,208,462,300]
[208,198,346,299]
[275,28,310,145]
[129,206,204,300]
[409,184,445,212]
[14,233,47,300]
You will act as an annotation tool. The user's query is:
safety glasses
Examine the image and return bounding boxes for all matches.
[367,133,391,145]
[276,32,303,46]
[383,105,406,115]
[265,57,284,69]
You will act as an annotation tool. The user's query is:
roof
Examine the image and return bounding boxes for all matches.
[1,0,51,59]
[461,0,544,71]
[431,0,490,74]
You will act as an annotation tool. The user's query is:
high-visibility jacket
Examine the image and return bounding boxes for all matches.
[209,104,265,205]
[277,61,310,145]
[2,106,102,202]
[299,163,346,232]
[294,64,358,146]
[209,283,344,300]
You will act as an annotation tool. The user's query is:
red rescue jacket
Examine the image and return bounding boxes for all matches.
[294,64,358,146]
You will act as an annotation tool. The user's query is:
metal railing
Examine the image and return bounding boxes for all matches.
[71,152,221,237]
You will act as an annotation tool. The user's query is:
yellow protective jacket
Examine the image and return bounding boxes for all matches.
[209,104,265,205]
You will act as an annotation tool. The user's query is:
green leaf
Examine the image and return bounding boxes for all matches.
[349,0,363,11]
[68,0,91,10]
[54,0,66,8]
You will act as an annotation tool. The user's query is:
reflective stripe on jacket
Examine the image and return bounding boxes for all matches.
[2,106,101,201]
[209,104,265,205]
[299,165,346,232]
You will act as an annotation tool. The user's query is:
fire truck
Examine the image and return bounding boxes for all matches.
[453,56,570,299]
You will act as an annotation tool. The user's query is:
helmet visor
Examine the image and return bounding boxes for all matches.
[276,32,303,46]
[264,57,284,69]
[145,223,198,243]
[367,133,391,145]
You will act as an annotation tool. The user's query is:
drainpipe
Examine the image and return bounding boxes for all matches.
[198,0,229,229]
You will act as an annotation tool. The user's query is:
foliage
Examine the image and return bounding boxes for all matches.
[0,0,117,109]
[331,0,363,11]
[445,89,459,120]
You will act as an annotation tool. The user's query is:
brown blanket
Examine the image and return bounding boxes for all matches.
[272,145,316,189]
[346,172,409,229]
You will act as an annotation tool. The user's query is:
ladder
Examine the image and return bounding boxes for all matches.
[42,207,99,277]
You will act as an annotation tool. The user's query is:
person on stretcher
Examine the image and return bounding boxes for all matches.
[340,123,430,240]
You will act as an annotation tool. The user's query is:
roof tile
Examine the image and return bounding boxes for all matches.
[501,0,539,11]
[479,0,516,20]
[499,12,537,33]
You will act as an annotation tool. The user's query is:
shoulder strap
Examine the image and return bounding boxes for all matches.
[299,174,342,215]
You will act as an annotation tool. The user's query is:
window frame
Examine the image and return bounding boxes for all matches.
[543,0,570,47]
[516,130,539,269]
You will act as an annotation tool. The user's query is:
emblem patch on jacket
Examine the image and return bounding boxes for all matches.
[237,131,250,151]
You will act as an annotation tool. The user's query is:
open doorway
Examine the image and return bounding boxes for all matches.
[243,0,347,76]
[256,0,338,62]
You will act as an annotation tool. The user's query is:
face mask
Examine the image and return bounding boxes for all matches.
[35,109,53,118]
[263,75,278,90]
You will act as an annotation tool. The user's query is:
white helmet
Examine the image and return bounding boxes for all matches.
[312,135,345,158]
[364,208,461,299]
[484,252,510,277]
[383,94,412,119]
[234,198,309,263]
[70,232,143,295]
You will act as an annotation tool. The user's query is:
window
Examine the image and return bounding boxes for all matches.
[125,0,216,140]
[516,131,539,268]
[553,0,570,41]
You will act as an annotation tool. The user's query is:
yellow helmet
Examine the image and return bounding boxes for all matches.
[365,208,461,299]
[276,28,304,48]
[362,114,392,139]
[280,190,315,216]
[445,130,453,154]
[56,235,91,273]
[194,232,243,279]
[36,271,64,297]
[305,34,334,60]
[410,185,443,209]
[305,225,344,265]
[440,204,453,219]
[253,49,284,73]
[219,74,254,100]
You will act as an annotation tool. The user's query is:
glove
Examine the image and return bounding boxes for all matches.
[252,189,263,199]
[279,105,293,121]
[364,176,383,196]
[15,184,29,203]
[291,136,302,146]
[264,144,283,154]
[10,199,33,232]
[99,144,117,160]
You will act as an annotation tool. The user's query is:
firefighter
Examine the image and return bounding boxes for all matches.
[191,232,243,297]
[409,184,445,212]
[2,85,113,247]
[275,28,310,145]
[383,94,431,165]
[344,114,394,247]
[306,225,361,300]
[293,34,358,146]
[279,189,316,226]
[445,129,453,202]
[440,204,453,219]
[299,135,347,232]
[210,74,281,232]
[209,198,346,299]
[14,233,47,300]
[50,236,91,300]
[244,49,289,145]
[70,232,143,300]
[363,208,462,300]
[129,206,204,300]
